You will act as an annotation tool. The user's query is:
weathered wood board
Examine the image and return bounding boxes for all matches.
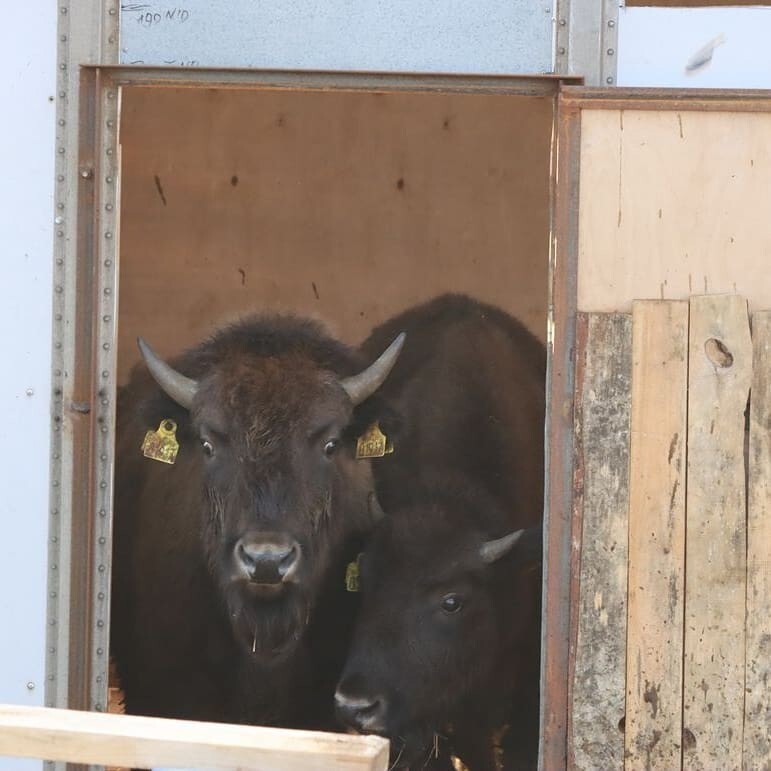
[625,300,689,770]
[570,313,632,770]
[744,311,771,771]
[683,294,752,770]
[0,703,389,770]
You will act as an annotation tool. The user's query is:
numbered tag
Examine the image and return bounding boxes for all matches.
[345,555,362,593]
[355,422,394,459]
[141,419,180,465]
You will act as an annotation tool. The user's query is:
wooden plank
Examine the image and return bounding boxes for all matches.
[570,312,632,771]
[0,704,389,771]
[744,311,771,771]
[624,300,689,771]
[577,109,771,314]
[683,294,752,770]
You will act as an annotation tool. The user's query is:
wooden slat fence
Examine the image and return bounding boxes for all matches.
[570,295,771,771]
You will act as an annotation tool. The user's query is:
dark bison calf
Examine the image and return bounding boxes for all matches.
[335,296,545,770]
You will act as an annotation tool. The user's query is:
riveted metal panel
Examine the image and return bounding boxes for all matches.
[119,0,554,75]
[556,0,618,85]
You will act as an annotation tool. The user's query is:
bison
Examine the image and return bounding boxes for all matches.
[335,296,546,770]
[111,314,404,726]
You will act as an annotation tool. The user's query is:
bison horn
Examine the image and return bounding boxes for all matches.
[479,529,525,564]
[137,337,199,410]
[341,332,406,406]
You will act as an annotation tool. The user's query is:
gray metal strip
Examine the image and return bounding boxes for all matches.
[556,0,619,85]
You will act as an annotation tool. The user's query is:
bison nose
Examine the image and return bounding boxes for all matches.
[334,690,386,733]
[235,534,301,584]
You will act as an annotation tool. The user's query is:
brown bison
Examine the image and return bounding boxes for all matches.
[335,296,546,770]
[111,314,403,726]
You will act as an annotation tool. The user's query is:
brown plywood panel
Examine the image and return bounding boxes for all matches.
[624,301,688,771]
[683,294,751,769]
[745,311,771,771]
[117,88,552,381]
[570,313,631,771]
[577,109,771,313]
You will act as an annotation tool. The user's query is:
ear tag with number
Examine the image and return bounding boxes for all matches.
[356,422,394,459]
[345,554,362,592]
[141,419,180,465]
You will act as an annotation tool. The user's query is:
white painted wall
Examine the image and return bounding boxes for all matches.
[0,2,55,770]
[618,5,771,88]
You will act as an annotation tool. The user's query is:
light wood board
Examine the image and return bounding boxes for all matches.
[0,703,388,770]
[683,294,751,770]
[577,109,771,313]
[744,311,771,771]
[624,300,689,770]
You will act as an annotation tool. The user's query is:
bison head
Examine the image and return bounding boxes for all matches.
[136,322,403,662]
[334,482,541,768]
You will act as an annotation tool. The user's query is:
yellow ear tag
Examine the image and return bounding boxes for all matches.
[141,419,180,465]
[345,554,362,592]
[355,422,394,459]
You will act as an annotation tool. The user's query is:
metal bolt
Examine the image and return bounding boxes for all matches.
[105,259,112,267]
[56,258,63,265]
[104,287,111,295]
[96,647,104,655]
[106,148,113,156]
[105,203,113,211]
[100,453,108,461]
[57,147,64,154]
[97,620,105,628]
[608,19,615,27]
[51,536,58,543]
[107,120,115,128]
[101,425,108,433]
[55,286,63,294]
[105,176,113,184]
[57,203,64,210]
[58,119,65,126]
[59,91,66,98]
[100,481,107,489]
[99,508,107,517]
[59,63,66,71]
[52,480,59,487]
[95,703,103,711]
[108,35,116,43]
[607,48,615,56]
[60,6,67,13]
[98,592,105,599]
[105,231,112,239]
[559,18,566,26]
[98,536,106,545]
[107,91,115,100]
[80,168,92,179]
[54,216,63,224]
[558,47,566,55]
[102,371,109,378]
[607,76,615,84]
[103,315,111,322]
[60,35,67,42]
[26,682,35,690]
[57,175,64,182]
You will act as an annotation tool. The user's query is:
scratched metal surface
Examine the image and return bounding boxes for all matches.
[119,0,554,74]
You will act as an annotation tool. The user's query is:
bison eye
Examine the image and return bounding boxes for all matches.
[201,439,214,457]
[323,438,340,458]
[441,593,462,614]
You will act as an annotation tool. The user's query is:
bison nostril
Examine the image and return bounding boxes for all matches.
[334,691,385,731]
[235,536,301,584]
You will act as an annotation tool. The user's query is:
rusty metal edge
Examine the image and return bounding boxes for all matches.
[539,90,581,771]
[85,65,580,95]
[560,85,771,112]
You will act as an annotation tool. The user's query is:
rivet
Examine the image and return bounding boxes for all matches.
[26,388,34,396]
[100,481,107,489]
[96,647,104,655]
[49,647,55,653]
[105,259,112,267]
[607,48,615,56]
[105,203,113,211]
[99,536,106,545]
[101,399,109,406]
[97,620,105,628]
[54,316,62,323]
[57,231,63,237]
[57,175,64,181]
[57,147,65,154]
[107,120,115,128]
[59,91,66,98]
[608,19,615,27]
[103,315,111,322]
[98,592,105,600]
[51,536,58,543]
[54,216,63,224]
[108,35,115,43]
[559,18,566,26]
[96,675,103,684]
[58,119,65,126]
[52,480,59,487]
[558,47,566,55]
[52,508,59,515]
[59,63,66,71]
[50,592,57,599]
[104,231,112,239]
[607,76,615,84]
[60,35,67,42]
[55,286,63,294]
[49,618,56,625]
[99,508,107,516]
[100,453,108,461]
[107,92,115,99]
[109,6,116,14]
[60,6,67,13]
[80,168,92,179]
[56,258,63,265]
[106,176,113,183]
[104,287,111,295]
[26,682,35,690]
[95,703,103,711]
[48,675,55,681]
[50,566,57,572]
[102,371,109,378]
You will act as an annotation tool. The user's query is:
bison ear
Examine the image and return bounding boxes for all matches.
[137,337,199,410]
[479,523,543,566]
[340,332,406,406]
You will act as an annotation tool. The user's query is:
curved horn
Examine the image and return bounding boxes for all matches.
[341,332,405,406]
[479,529,525,565]
[137,337,198,410]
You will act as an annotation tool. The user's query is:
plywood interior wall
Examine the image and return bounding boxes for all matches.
[117,87,552,382]
[577,108,771,313]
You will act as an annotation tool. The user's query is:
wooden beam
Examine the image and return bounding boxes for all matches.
[570,313,632,771]
[683,294,752,769]
[0,704,389,770]
[624,300,688,771]
[744,311,771,770]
